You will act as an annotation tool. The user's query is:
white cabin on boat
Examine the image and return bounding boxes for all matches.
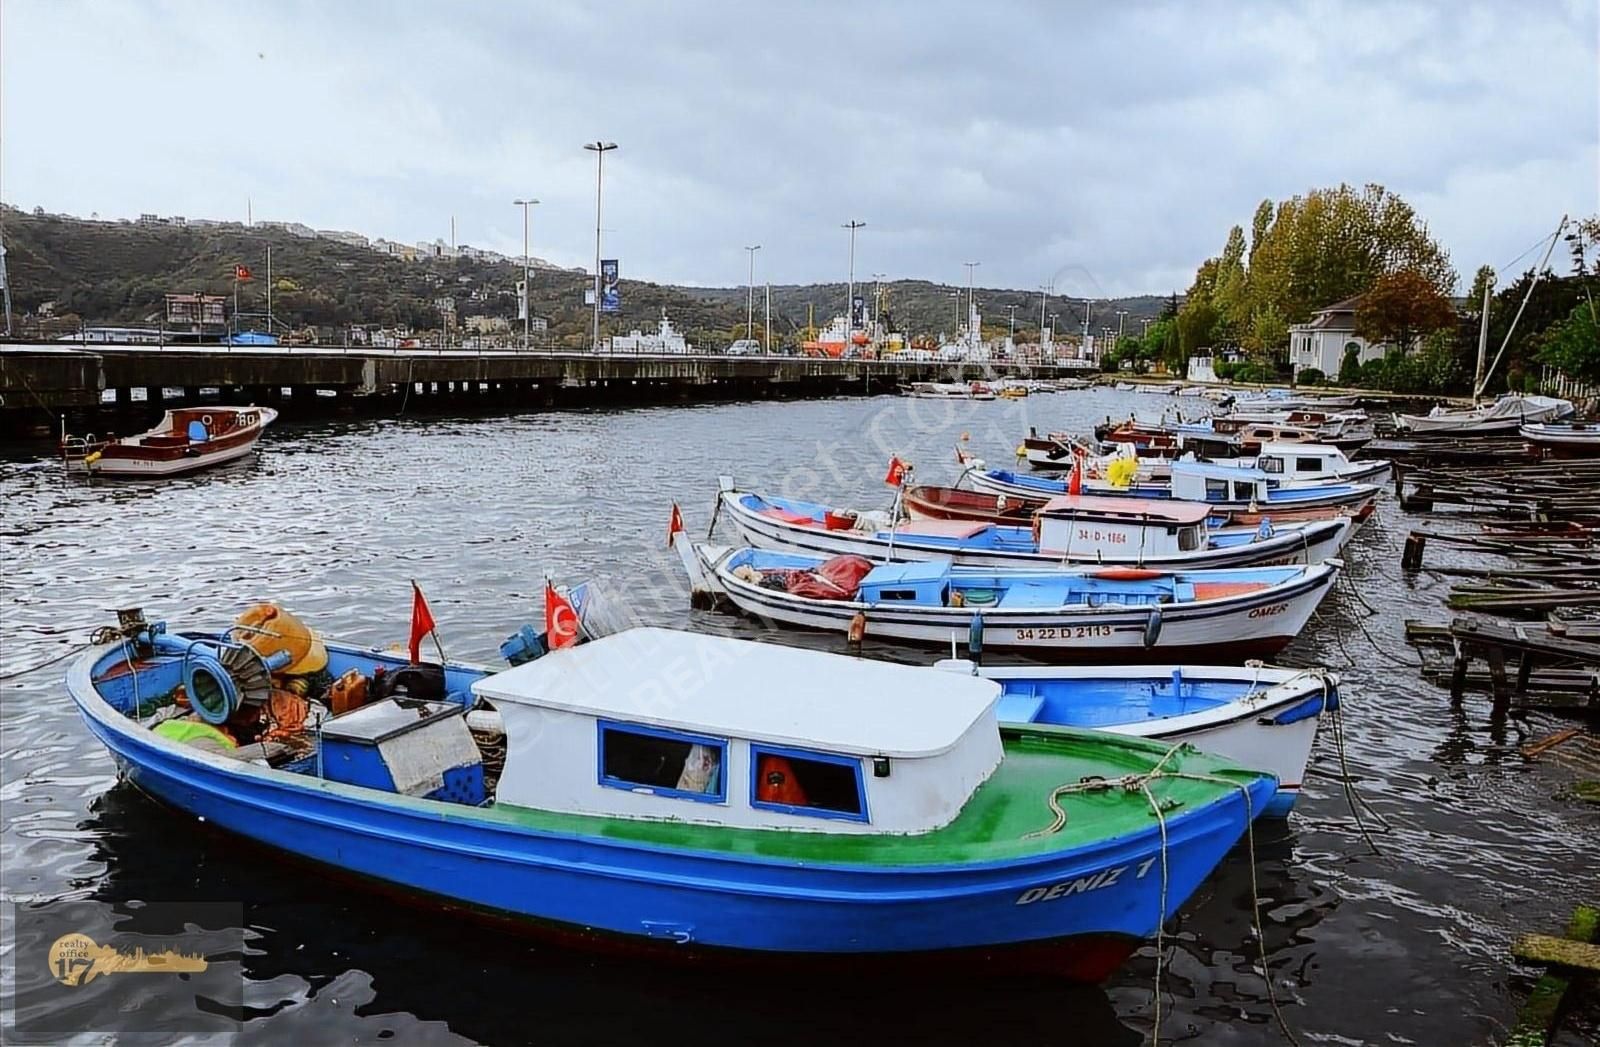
[1247,443,1357,483]
[471,628,1004,835]
[1035,496,1210,557]
[1169,461,1271,504]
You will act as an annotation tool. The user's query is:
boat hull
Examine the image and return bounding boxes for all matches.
[1520,425,1600,459]
[68,646,1271,979]
[965,470,1374,527]
[65,406,277,478]
[706,551,1336,661]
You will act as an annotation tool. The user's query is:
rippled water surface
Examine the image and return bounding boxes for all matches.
[3,389,1597,1045]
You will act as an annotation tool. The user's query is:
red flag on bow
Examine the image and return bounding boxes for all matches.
[409,581,437,663]
[1068,449,1084,496]
[545,582,580,650]
[668,502,685,547]
[234,264,252,281]
[884,455,907,487]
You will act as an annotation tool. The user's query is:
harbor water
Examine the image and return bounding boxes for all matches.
[2,388,1596,1044]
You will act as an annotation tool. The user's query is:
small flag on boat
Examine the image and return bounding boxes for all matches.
[409,582,437,664]
[234,264,252,281]
[1068,460,1083,496]
[884,456,907,487]
[668,502,684,546]
[546,582,580,650]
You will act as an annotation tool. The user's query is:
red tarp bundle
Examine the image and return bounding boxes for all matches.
[785,555,875,600]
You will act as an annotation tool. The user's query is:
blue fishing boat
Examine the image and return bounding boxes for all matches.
[718,481,1352,569]
[931,661,1338,817]
[965,459,1378,526]
[66,610,1275,981]
[685,543,1339,661]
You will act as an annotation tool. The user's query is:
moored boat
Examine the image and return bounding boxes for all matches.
[1520,421,1600,458]
[717,482,1353,568]
[67,612,1274,980]
[62,406,277,478]
[690,544,1340,661]
[1394,393,1573,435]
[932,661,1339,817]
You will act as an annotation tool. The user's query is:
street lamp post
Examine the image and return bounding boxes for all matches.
[745,244,761,345]
[843,220,865,332]
[1141,317,1153,336]
[584,141,618,352]
[513,197,539,350]
[1116,309,1128,342]
[1007,304,1017,348]
[871,272,886,336]
[963,261,980,340]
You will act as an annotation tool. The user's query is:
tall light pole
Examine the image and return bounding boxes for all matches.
[745,244,761,343]
[963,261,980,339]
[1115,309,1128,342]
[843,220,865,330]
[513,197,538,349]
[871,272,886,334]
[1141,317,1153,336]
[585,141,617,351]
[1006,304,1017,348]
[1038,284,1050,343]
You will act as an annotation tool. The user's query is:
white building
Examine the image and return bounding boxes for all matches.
[1288,295,1383,378]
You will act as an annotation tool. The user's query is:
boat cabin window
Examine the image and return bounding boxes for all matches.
[598,721,726,803]
[1204,478,1228,501]
[1178,525,1201,551]
[1231,481,1256,501]
[749,745,867,822]
[1259,457,1284,474]
[1296,456,1323,472]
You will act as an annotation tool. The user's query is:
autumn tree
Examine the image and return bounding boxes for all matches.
[1353,269,1457,350]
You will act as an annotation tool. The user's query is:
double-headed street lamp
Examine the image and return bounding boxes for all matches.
[512,197,539,349]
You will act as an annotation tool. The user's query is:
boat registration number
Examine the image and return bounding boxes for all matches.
[1012,625,1113,642]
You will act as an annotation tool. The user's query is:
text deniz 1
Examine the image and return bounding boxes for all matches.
[1014,857,1160,905]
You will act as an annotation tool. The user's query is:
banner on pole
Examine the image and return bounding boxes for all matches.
[516,281,528,321]
[851,295,865,328]
[600,260,620,313]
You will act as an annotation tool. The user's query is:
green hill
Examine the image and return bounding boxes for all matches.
[0,206,1168,348]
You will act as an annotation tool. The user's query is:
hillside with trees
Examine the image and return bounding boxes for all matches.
[0,207,1165,349]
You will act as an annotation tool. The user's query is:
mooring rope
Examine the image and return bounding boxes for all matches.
[1023,741,1302,1046]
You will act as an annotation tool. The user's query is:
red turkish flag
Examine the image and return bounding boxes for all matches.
[408,582,437,663]
[884,455,907,487]
[668,502,685,547]
[546,583,580,650]
[235,264,252,281]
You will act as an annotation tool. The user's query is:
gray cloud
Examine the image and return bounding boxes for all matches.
[3,0,1594,295]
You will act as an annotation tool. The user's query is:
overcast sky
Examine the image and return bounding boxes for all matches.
[2,1,1595,296]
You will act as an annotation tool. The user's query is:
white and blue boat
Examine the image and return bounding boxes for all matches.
[718,480,1352,570]
[965,459,1378,527]
[688,544,1339,661]
[66,615,1275,981]
[932,661,1337,817]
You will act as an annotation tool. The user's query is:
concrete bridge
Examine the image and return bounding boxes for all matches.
[0,342,1096,435]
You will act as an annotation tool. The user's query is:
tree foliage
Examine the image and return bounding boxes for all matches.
[1353,268,1456,349]
[1177,183,1456,357]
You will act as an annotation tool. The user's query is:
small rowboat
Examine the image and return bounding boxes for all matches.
[62,406,277,478]
[933,661,1338,817]
[1520,422,1600,459]
[718,483,1353,569]
[68,613,1273,980]
[904,483,1046,524]
[690,543,1340,662]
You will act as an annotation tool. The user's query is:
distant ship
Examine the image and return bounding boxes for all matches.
[610,309,692,354]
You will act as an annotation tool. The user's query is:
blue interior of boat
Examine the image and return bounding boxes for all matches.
[725,548,1302,608]
[992,672,1255,727]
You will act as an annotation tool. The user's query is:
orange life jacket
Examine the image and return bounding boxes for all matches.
[757,756,810,806]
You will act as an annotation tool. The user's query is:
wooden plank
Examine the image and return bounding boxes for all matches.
[1506,906,1598,1047]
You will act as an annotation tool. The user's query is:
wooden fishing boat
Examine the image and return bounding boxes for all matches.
[966,461,1378,526]
[1520,422,1600,459]
[62,406,277,478]
[904,484,1047,523]
[688,544,1339,661]
[716,482,1353,569]
[1214,442,1391,487]
[67,613,1273,980]
[932,661,1338,817]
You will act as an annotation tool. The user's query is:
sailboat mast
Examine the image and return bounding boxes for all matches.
[1471,280,1491,401]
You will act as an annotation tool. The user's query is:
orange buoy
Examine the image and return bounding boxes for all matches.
[234,603,328,675]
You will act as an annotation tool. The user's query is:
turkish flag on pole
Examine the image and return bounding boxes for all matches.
[409,581,437,663]
[235,264,252,281]
[884,455,907,487]
[1068,458,1083,496]
[668,502,685,547]
[546,582,580,650]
